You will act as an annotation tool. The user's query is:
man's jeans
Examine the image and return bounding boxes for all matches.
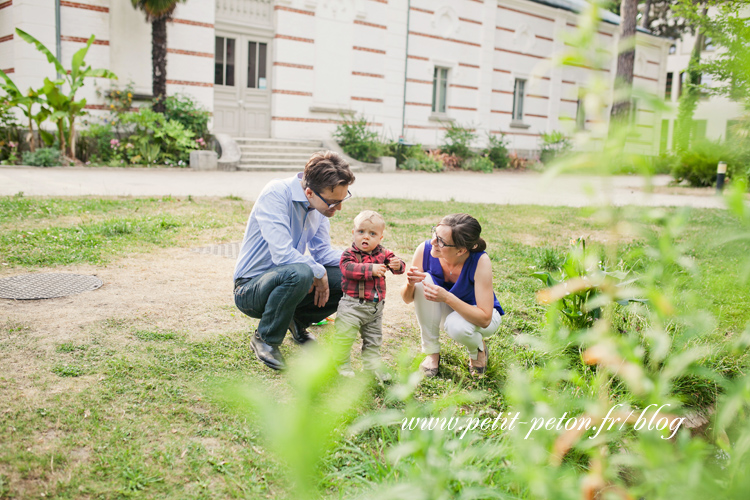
[234,263,343,346]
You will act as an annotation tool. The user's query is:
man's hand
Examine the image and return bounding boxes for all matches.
[372,264,388,277]
[313,274,330,307]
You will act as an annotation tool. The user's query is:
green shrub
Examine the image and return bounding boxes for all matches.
[483,132,509,169]
[120,108,195,165]
[401,156,444,172]
[164,94,210,140]
[539,130,572,164]
[652,152,679,174]
[463,155,494,173]
[440,122,476,161]
[672,140,741,187]
[78,122,116,163]
[22,147,63,167]
[333,114,383,163]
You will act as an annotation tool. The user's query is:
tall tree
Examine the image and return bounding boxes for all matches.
[674,0,709,151]
[610,0,639,125]
[131,0,186,113]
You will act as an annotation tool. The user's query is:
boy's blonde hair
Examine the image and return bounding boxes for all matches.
[353,210,385,230]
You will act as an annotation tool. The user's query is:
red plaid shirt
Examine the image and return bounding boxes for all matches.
[340,244,405,301]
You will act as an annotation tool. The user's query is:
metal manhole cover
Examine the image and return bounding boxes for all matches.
[0,273,103,300]
[190,242,240,259]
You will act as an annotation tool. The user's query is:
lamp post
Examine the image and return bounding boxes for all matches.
[716,161,727,194]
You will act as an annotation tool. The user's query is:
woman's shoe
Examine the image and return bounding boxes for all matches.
[469,341,488,376]
[420,354,440,378]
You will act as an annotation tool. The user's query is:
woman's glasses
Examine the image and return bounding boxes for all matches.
[431,226,457,248]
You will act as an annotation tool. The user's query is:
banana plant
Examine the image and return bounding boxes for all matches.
[15,28,117,159]
[0,71,51,152]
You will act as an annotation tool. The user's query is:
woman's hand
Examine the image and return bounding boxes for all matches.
[423,281,451,303]
[406,266,427,286]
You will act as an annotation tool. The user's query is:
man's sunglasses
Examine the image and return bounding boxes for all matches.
[311,188,352,209]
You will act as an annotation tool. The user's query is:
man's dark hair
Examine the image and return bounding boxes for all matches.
[303,151,355,193]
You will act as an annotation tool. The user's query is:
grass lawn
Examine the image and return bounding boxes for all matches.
[1,195,749,499]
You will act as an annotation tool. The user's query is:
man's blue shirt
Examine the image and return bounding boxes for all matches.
[233,173,342,281]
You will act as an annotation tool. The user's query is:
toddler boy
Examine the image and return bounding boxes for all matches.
[335,210,405,379]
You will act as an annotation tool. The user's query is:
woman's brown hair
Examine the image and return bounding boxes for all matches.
[439,213,486,253]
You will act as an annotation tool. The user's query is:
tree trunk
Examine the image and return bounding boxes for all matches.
[641,0,652,28]
[674,2,709,151]
[26,112,36,153]
[152,16,168,114]
[610,0,638,125]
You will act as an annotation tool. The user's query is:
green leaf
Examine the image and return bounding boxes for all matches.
[15,29,66,76]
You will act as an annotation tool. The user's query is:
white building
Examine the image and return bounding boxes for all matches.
[0,0,670,155]
[662,28,744,151]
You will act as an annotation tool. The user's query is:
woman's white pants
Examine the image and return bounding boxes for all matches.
[413,274,502,360]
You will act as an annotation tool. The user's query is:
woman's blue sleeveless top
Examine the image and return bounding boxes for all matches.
[422,240,504,315]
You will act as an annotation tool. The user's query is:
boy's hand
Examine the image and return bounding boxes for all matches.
[372,264,388,277]
[388,258,404,272]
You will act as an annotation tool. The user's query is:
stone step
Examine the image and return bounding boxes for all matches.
[238,164,363,172]
[240,158,314,166]
[239,152,316,161]
[234,138,323,148]
[238,146,321,154]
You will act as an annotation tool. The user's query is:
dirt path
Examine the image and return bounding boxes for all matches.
[1,246,417,366]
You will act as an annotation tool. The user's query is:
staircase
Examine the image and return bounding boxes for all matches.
[235,138,328,171]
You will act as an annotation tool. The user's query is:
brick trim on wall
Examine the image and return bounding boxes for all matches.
[407,54,429,61]
[166,79,213,87]
[562,80,576,84]
[448,106,478,111]
[495,47,546,60]
[634,75,658,82]
[276,34,315,43]
[410,31,480,47]
[60,1,108,13]
[0,1,12,10]
[560,98,578,103]
[410,6,433,14]
[167,48,213,58]
[527,94,549,99]
[354,20,387,29]
[353,71,384,78]
[352,97,383,102]
[169,19,214,28]
[274,62,314,70]
[492,89,513,95]
[368,0,387,3]
[353,46,386,54]
[406,78,432,85]
[272,89,313,96]
[526,113,548,118]
[0,34,12,43]
[497,26,515,33]
[459,62,480,68]
[406,102,431,107]
[1,68,14,74]
[459,17,481,25]
[535,35,553,42]
[494,68,511,74]
[501,130,541,137]
[450,84,479,90]
[274,5,315,16]
[61,35,109,46]
[491,109,512,114]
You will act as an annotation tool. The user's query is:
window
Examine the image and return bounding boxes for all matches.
[247,41,268,89]
[669,44,677,54]
[432,67,448,113]
[665,72,673,100]
[678,71,685,97]
[693,119,707,141]
[660,119,669,154]
[512,78,526,121]
[215,36,235,86]
[575,98,585,130]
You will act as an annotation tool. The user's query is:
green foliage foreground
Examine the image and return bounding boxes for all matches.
[1,192,750,498]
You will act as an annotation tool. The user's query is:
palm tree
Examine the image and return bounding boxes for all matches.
[131,0,186,113]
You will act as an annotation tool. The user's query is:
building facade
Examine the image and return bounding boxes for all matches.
[0,0,670,154]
